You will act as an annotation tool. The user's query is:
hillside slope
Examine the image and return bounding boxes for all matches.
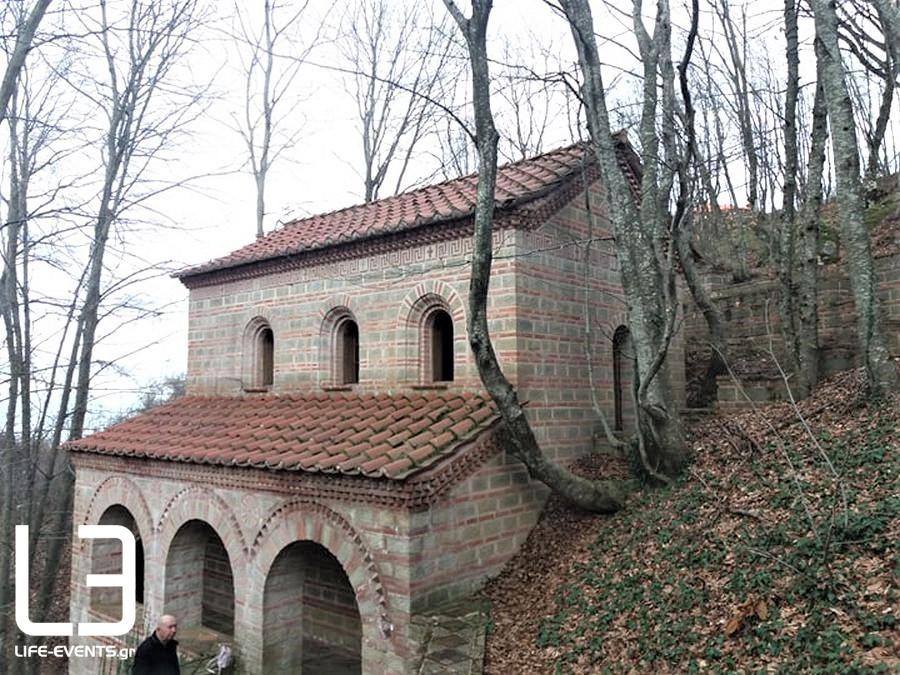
[484,369,898,673]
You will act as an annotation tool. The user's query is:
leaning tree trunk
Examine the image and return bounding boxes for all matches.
[669,0,728,403]
[441,0,624,513]
[812,0,898,394]
[561,0,687,476]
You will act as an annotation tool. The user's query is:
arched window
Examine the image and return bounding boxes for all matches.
[336,318,359,385]
[612,325,634,432]
[260,327,274,386]
[244,318,274,390]
[426,309,454,382]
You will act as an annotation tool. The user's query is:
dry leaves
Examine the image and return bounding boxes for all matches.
[724,597,769,636]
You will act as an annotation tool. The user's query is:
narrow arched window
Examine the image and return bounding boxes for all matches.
[259,327,274,387]
[428,309,454,382]
[337,318,359,385]
[244,318,274,390]
[612,325,633,432]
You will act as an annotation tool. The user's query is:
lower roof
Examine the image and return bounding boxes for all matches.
[66,391,498,481]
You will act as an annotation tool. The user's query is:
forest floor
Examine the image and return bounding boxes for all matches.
[484,368,898,674]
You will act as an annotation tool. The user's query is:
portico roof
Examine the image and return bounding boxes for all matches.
[67,391,499,481]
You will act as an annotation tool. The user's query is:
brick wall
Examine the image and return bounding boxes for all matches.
[686,254,900,404]
[185,231,519,396]
[261,540,362,673]
[184,175,686,446]
[407,449,547,612]
[202,534,235,635]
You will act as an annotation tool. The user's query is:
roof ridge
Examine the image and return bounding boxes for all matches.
[277,141,589,231]
[174,138,633,282]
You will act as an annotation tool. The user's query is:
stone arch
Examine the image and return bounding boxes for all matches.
[316,294,357,325]
[396,281,465,328]
[155,486,247,563]
[397,281,465,383]
[91,505,147,613]
[319,304,361,386]
[155,488,247,639]
[250,499,392,642]
[242,315,275,389]
[80,475,153,550]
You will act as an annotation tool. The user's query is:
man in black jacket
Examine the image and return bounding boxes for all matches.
[132,614,180,674]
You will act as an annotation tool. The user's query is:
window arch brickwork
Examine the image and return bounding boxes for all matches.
[319,304,361,387]
[242,316,275,390]
[397,282,465,385]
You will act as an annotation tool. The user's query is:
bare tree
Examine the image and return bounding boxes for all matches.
[811,0,898,394]
[234,0,320,239]
[559,0,688,477]
[0,0,52,125]
[340,0,460,202]
[712,1,768,257]
[441,0,625,512]
[0,0,209,654]
[690,27,750,280]
[492,39,567,162]
[777,0,825,398]
[836,0,899,184]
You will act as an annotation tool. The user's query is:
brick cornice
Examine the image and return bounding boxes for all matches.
[72,426,504,510]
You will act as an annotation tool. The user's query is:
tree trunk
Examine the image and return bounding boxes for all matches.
[442,0,625,513]
[778,0,811,396]
[795,77,827,396]
[811,0,898,394]
[561,0,687,476]
[0,0,52,125]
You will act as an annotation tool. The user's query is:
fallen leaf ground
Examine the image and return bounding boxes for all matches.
[484,369,898,673]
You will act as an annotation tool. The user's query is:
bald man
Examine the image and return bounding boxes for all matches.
[131,614,180,674]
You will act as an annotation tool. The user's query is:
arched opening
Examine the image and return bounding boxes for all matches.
[426,309,454,383]
[260,326,274,386]
[91,505,145,619]
[336,318,360,385]
[164,520,235,648]
[613,326,636,433]
[263,541,362,675]
[244,318,274,389]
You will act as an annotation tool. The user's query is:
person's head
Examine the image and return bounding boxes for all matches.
[155,615,177,644]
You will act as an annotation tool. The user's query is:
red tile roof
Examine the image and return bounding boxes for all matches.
[67,392,499,480]
[178,137,639,280]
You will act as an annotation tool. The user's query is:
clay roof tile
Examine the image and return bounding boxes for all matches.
[176,139,640,282]
[67,391,498,481]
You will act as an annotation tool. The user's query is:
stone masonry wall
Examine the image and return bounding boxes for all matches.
[69,458,420,674]
[513,180,686,465]
[69,441,555,672]
[686,254,900,407]
[407,448,547,613]
[185,231,519,395]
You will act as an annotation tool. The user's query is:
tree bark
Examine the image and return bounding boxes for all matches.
[811,0,898,394]
[796,75,828,395]
[560,0,687,476]
[442,0,624,512]
[778,0,811,396]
